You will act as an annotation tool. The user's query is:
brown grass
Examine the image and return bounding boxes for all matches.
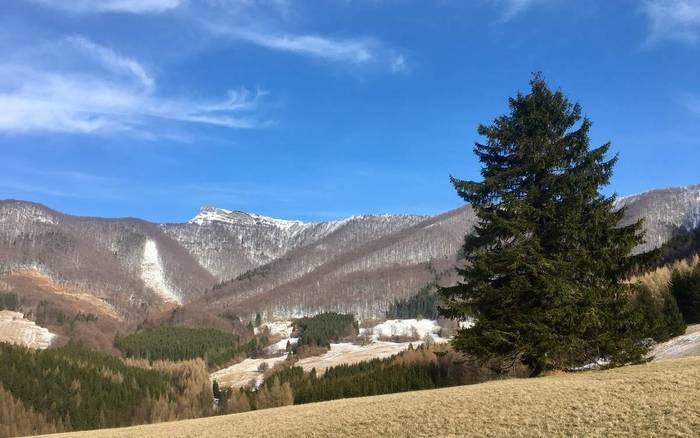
[46,356,700,437]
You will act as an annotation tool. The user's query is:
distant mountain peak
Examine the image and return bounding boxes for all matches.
[189,206,310,231]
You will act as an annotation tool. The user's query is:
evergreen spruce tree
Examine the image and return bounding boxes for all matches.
[661,292,686,339]
[212,380,221,401]
[440,75,646,375]
[669,265,700,324]
[632,286,666,342]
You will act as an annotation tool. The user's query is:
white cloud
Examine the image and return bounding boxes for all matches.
[68,35,155,90]
[29,0,184,14]
[200,1,405,72]
[228,28,374,63]
[642,0,700,44]
[0,37,267,135]
[208,23,404,71]
[28,0,405,73]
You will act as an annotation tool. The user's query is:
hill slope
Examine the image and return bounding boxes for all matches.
[52,356,700,438]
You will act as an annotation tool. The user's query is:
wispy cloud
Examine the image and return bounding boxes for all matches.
[209,24,406,71]
[200,2,406,72]
[642,0,700,45]
[68,35,155,90]
[27,0,406,73]
[0,36,268,135]
[233,29,375,64]
[29,0,184,14]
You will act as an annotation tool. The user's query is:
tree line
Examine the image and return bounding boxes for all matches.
[385,284,439,320]
[215,344,526,414]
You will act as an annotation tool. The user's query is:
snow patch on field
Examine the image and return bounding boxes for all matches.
[255,320,294,338]
[210,355,288,389]
[265,337,299,354]
[651,328,700,361]
[361,319,442,341]
[141,240,181,305]
[295,341,421,375]
[0,310,56,349]
[213,318,452,388]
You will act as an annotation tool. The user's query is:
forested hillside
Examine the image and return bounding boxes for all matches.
[0,343,212,435]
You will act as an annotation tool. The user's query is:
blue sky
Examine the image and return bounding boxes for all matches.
[1,0,699,223]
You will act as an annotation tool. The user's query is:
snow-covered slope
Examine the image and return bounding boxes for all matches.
[0,200,214,320]
[0,310,56,349]
[362,319,442,340]
[651,325,700,361]
[141,240,181,305]
[191,207,312,232]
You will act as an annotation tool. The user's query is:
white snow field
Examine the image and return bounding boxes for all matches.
[210,355,289,389]
[256,321,299,354]
[255,320,294,338]
[0,310,56,349]
[141,239,181,305]
[265,337,299,354]
[361,318,445,341]
[651,325,700,361]
[212,319,451,388]
[295,341,423,375]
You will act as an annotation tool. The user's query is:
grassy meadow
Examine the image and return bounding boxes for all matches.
[48,356,700,438]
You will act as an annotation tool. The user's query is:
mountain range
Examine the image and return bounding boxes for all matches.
[1,184,699,323]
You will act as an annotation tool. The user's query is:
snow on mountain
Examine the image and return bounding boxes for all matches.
[164,207,427,282]
[141,239,181,305]
[2,183,699,321]
[617,184,700,253]
[190,207,310,233]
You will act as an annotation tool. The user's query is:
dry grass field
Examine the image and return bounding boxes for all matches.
[47,356,700,438]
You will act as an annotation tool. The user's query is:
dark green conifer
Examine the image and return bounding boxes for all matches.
[670,265,700,324]
[440,74,646,375]
[661,292,687,339]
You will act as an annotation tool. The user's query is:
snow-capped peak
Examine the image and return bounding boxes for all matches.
[189,206,310,231]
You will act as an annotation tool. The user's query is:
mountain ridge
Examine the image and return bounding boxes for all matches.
[1,183,699,321]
